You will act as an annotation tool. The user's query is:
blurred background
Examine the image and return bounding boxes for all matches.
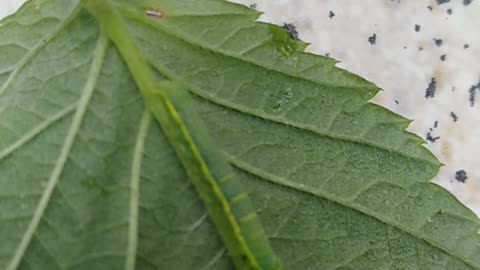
[2,0,479,216]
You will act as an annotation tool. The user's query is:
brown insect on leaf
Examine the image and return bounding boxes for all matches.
[145,8,163,18]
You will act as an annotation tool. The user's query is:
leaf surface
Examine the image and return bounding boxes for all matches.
[0,0,479,269]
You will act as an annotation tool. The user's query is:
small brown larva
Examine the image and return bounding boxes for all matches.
[145,8,162,18]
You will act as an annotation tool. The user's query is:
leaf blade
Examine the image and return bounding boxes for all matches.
[6,30,109,270]
[1,0,479,269]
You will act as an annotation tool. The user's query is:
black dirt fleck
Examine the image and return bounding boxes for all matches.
[434,38,443,47]
[329,11,335,19]
[282,23,299,39]
[425,77,437,99]
[395,100,399,104]
[427,5,433,11]
[469,85,477,106]
[249,3,257,10]
[464,44,470,49]
[436,0,450,4]
[450,112,458,122]
[426,132,440,143]
[415,24,421,32]
[455,170,468,183]
[464,0,473,6]
[447,8,453,15]
[419,46,424,51]
[440,54,447,61]
[368,33,377,45]
[434,121,439,128]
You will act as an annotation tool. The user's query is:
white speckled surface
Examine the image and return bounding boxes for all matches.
[2,0,479,216]
[0,0,25,19]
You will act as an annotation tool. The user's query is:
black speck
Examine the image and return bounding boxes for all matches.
[427,5,433,11]
[440,54,447,61]
[426,132,440,143]
[436,209,443,215]
[463,0,473,6]
[282,23,299,39]
[469,85,477,106]
[436,0,450,4]
[368,33,377,45]
[415,24,421,32]
[403,46,407,49]
[425,77,437,99]
[325,53,330,57]
[464,44,470,49]
[249,3,257,10]
[450,112,458,122]
[419,46,424,51]
[447,8,453,15]
[395,100,399,104]
[451,86,456,91]
[434,38,443,47]
[455,170,468,183]
[329,11,335,19]
[433,121,439,128]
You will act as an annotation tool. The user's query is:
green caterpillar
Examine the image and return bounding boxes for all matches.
[155,81,283,270]
[84,1,282,268]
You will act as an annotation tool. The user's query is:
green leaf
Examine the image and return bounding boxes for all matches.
[0,0,479,270]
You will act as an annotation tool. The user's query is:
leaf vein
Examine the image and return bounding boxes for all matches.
[0,103,77,162]
[0,5,82,97]
[227,154,477,269]
[5,32,108,270]
[125,111,151,270]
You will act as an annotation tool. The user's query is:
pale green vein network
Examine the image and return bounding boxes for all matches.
[6,33,108,270]
[0,4,82,97]
[0,103,77,161]
[125,111,151,270]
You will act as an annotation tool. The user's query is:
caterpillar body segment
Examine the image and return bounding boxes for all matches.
[157,81,283,270]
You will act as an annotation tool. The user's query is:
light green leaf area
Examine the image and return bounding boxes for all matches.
[0,0,479,269]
